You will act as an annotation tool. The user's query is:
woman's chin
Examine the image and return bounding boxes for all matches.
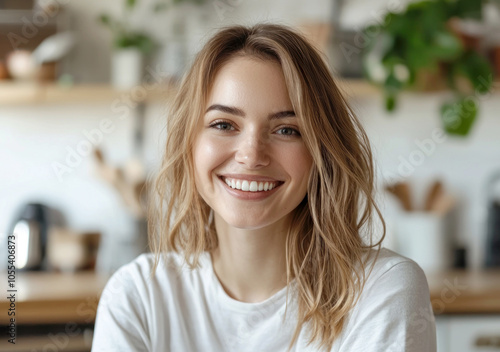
[216,212,291,232]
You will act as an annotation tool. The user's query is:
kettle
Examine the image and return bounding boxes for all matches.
[485,170,500,267]
[8,203,50,271]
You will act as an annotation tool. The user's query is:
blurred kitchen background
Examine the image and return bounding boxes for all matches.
[1,0,500,351]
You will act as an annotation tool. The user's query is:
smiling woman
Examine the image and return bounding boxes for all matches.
[91,23,437,352]
[193,56,312,229]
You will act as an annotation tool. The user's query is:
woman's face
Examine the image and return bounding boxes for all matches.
[192,56,313,230]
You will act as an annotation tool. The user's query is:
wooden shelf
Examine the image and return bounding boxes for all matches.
[1,79,498,106]
[0,81,177,106]
[0,79,378,106]
[336,78,382,98]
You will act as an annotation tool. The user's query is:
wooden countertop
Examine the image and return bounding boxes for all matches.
[427,269,500,315]
[0,271,110,325]
[1,268,499,325]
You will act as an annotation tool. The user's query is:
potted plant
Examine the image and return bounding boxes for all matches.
[362,0,496,136]
[100,0,207,89]
[99,0,158,89]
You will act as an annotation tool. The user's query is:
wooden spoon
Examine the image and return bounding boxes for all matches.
[424,180,444,212]
[431,192,456,216]
[385,182,413,212]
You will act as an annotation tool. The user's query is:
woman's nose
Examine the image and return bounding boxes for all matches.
[234,131,270,169]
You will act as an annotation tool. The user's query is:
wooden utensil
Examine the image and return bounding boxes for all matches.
[93,148,144,218]
[385,181,413,212]
[115,167,144,218]
[430,192,456,216]
[424,180,444,212]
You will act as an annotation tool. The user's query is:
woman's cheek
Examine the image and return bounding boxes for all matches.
[195,134,231,174]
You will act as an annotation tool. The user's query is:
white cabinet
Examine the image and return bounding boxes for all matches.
[436,316,500,352]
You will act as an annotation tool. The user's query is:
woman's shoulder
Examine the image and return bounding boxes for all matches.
[362,247,427,286]
[100,250,209,301]
[93,251,204,351]
[334,248,436,351]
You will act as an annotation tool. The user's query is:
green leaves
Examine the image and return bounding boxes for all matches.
[453,0,483,20]
[99,14,111,26]
[361,0,494,136]
[99,0,208,53]
[457,51,493,94]
[385,94,396,112]
[99,0,154,54]
[114,33,155,54]
[440,97,478,136]
[98,14,122,34]
[126,0,137,10]
[430,31,463,61]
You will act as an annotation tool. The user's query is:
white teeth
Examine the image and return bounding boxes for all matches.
[241,180,249,191]
[223,177,279,192]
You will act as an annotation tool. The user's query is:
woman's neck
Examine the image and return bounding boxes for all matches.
[210,213,290,303]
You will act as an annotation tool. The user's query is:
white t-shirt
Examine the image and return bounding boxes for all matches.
[91,248,436,352]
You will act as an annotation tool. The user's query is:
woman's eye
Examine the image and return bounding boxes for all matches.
[209,121,235,131]
[276,127,300,137]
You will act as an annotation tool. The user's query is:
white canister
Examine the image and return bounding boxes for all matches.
[111,48,143,90]
[395,211,452,273]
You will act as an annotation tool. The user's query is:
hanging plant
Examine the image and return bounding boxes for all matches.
[362,0,495,136]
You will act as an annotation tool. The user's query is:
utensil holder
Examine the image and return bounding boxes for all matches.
[395,211,452,273]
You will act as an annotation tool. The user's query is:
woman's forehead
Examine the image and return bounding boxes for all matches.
[205,56,294,113]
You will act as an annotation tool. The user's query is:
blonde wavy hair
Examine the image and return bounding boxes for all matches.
[148,23,385,352]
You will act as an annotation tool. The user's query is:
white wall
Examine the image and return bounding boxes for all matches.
[0,101,167,271]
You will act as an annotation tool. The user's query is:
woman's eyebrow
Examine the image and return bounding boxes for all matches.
[205,104,296,120]
[206,104,244,116]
